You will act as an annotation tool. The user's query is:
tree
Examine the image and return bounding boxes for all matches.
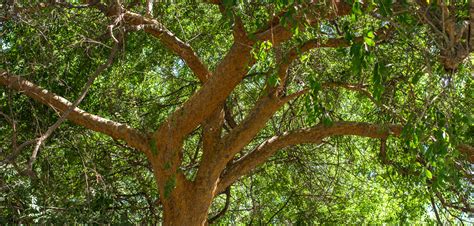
[0,0,473,224]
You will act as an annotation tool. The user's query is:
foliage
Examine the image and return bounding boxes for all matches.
[0,0,473,224]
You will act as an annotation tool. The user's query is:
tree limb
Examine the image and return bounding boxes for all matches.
[123,11,211,82]
[273,26,393,94]
[26,41,120,175]
[0,71,149,153]
[213,29,395,168]
[207,186,231,224]
[195,90,305,187]
[219,90,306,160]
[457,144,474,164]
[254,1,353,45]
[153,35,254,142]
[149,0,367,150]
[217,122,403,193]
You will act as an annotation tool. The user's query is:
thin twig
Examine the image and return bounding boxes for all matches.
[265,191,295,224]
[25,41,120,176]
[431,194,442,225]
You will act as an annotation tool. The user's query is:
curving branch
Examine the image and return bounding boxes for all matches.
[254,1,353,45]
[150,16,256,200]
[221,91,306,159]
[0,71,149,152]
[153,34,254,144]
[213,27,397,169]
[123,11,211,82]
[273,25,393,94]
[194,89,306,188]
[207,186,231,224]
[148,0,372,147]
[25,42,120,175]
[216,122,403,193]
[457,144,474,164]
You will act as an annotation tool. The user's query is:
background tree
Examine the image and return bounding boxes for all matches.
[0,0,473,224]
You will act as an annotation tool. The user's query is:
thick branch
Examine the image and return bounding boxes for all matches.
[217,122,403,192]
[202,108,224,154]
[457,144,474,164]
[214,33,390,164]
[254,1,353,45]
[470,0,474,51]
[195,90,305,187]
[274,26,392,92]
[151,15,255,203]
[123,11,210,82]
[151,0,368,150]
[220,92,305,154]
[27,42,120,174]
[154,39,253,142]
[0,72,149,152]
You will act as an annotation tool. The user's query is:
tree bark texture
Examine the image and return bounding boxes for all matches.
[2,1,474,225]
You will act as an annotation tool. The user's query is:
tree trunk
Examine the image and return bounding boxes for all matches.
[161,190,213,226]
[158,176,216,226]
[148,140,218,226]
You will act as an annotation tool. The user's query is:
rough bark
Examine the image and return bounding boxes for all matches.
[0,71,149,153]
[3,1,472,224]
[217,122,403,193]
[123,11,211,82]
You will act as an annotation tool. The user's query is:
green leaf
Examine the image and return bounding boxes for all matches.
[350,43,364,75]
[425,169,433,179]
[352,2,363,15]
[372,62,384,101]
[366,31,375,39]
[378,0,393,16]
[411,71,423,84]
[309,77,321,92]
[364,37,376,46]
[268,73,280,87]
[322,113,333,126]
[223,0,235,8]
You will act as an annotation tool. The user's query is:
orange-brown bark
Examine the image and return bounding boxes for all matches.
[0,71,149,153]
[5,1,472,225]
[123,11,211,83]
[216,122,403,193]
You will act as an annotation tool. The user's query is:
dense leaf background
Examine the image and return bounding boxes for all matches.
[0,0,472,224]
